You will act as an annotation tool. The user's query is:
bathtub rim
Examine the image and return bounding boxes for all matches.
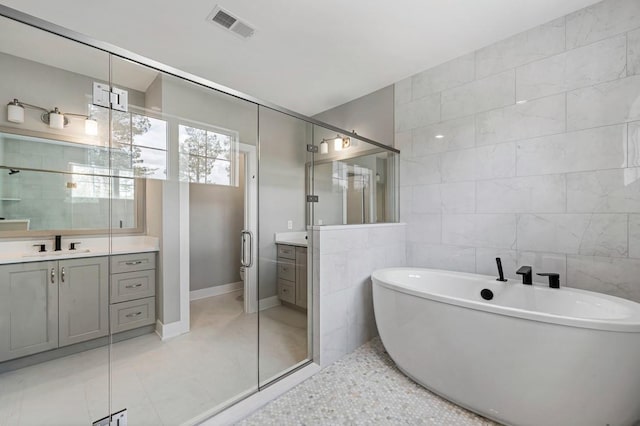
[372,267,640,333]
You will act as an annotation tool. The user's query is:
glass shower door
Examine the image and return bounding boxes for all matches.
[257,106,314,385]
[107,56,260,424]
[0,16,112,425]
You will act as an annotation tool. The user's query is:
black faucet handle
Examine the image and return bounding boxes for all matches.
[69,242,81,250]
[537,272,560,289]
[33,243,46,252]
[516,266,533,285]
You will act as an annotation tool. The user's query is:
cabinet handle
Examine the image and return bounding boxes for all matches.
[125,260,143,266]
[125,283,143,289]
[50,268,55,284]
[125,311,143,318]
[61,267,65,283]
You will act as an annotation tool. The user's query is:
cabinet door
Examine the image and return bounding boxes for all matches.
[0,261,58,362]
[59,257,109,347]
[295,247,307,308]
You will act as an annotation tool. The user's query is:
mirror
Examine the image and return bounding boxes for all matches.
[309,149,397,226]
[0,131,144,234]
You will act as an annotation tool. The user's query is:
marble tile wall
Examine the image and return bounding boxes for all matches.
[395,0,640,302]
[312,224,406,367]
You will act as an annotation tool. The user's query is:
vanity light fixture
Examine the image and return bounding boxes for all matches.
[84,117,98,136]
[6,98,97,135]
[319,134,351,154]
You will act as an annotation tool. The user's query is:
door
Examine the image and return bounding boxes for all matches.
[257,106,314,385]
[58,257,109,346]
[0,261,58,362]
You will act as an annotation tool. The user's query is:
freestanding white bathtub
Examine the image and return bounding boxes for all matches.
[372,267,640,426]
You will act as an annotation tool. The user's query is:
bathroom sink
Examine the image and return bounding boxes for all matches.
[22,249,91,258]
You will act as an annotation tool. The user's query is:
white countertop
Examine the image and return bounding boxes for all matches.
[274,231,308,247]
[0,235,159,265]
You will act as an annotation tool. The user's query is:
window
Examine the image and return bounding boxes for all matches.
[179,123,238,185]
[91,106,169,180]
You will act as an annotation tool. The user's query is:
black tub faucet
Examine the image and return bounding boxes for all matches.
[495,257,507,282]
[516,266,532,285]
[537,272,560,289]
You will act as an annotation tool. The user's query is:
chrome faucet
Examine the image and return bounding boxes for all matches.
[516,266,532,285]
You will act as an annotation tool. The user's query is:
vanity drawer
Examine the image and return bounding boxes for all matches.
[277,245,296,260]
[111,269,156,303]
[277,259,295,281]
[110,297,155,333]
[278,279,295,304]
[110,252,156,274]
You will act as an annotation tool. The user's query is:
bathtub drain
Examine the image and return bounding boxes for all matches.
[480,289,494,300]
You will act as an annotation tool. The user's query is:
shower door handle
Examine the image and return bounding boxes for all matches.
[241,230,253,268]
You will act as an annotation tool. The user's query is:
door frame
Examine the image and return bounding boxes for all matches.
[240,143,258,314]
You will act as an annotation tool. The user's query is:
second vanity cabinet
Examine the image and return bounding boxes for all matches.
[276,244,307,309]
[0,257,109,362]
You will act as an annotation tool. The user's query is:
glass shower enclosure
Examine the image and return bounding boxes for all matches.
[0,6,399,425]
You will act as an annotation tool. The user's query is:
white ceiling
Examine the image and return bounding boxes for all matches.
[0,0,600,116]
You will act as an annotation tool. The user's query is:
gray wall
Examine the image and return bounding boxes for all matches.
[314,85,394,148]
[0,52,144,142]
[259,107,309,299]
[189,155,245,291]
[395,0,640,302]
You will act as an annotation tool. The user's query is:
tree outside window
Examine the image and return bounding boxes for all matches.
[179,124,236,186]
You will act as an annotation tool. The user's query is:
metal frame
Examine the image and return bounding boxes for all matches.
[0,4,400,155]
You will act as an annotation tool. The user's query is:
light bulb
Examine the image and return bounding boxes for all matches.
[7,99,24,123]
[49,108,64,129]
[85,118,98,136]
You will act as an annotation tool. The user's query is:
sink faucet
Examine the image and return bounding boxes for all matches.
[516,266,532,285]
[495,257,507,282]
[54,235,62,252]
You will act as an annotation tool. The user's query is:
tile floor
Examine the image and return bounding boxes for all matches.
[240,338,497,426]
[0,290,308,426]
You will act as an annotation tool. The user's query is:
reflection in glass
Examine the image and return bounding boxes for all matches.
[311,125,398,226]
[0,130,142,233]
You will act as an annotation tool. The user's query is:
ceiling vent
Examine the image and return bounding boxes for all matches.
[207,6,255,39]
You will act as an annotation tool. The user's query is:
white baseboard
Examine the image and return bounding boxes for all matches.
[259,295,281,311]
[196,362,321,426]
[190,281,243,301]
[155,319,189,341]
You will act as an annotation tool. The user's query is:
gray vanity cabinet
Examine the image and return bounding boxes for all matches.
[58,257,109,347]
[295,247,307,308]
[0,261,59,362]
[276,244,308,309]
